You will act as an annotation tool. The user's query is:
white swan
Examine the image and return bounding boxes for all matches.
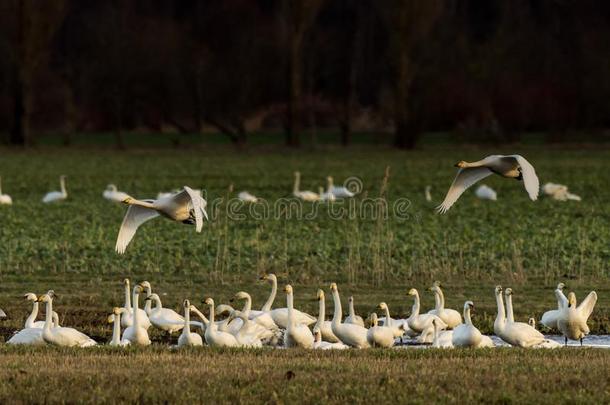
[259,274,316,328]
[540,283,567,330]
[121,284,151,346]
[378,302,411,338]
[0,176,13,205]
[120,279,151,329]
[238,191,258,203]
[505,288,559,348]
[108,307,130,346]
[451,301,494,348]
[407,288,447,342]
[437,155,538,213]
[318,186,336,202]
[38,291,97,347]
[232,291,277,331]
[326,176,355,198]
[425,185,432,202]
[557,290,597,345]
[313,327,349,350]
[22,293,45,328]
[542,183,581,201]
[427,282,462,329]
[115,186,208,254]
[293,171,320,202]
[432,319,453,348]
[203,298,239,348]
[314,289,340,343]
[7,311,60,345]
[475,184,497,200]
[344,296,364,327]
[103,184,131,203]
[177,300,203,347]
[493,286,545,348]
[230,310,273,347]
[42,175,68,203]
[366,313,395,348]
[284,285,314,349]
[145,293,185,335]
[329,283,370,348]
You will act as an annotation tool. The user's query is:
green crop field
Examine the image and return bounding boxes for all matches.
[0,145,608,403]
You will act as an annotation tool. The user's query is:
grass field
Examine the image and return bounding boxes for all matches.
[0,144,608,402]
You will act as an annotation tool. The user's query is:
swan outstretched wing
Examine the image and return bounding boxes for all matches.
[183,186,203,232]
[115,204,159,254]
[509,155,539,201]
[577,291,597,319]
[555,289,568,309]
[437,167,493,214]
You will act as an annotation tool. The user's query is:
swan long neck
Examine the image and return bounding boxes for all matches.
[111,314,121,345]
[144,286,152,313]
[190,306,209,326]
[293,173,300,194]
[349,299,356,318]
[505,294,514,323]
[154,295,163,309]
[411,292,420,316]
[435,289,445,310]
[60,177,67,195]
[261,278,277,312]
[25,301,39,328]
[208,303,215,325]
[43,297,53,333]
[127,199,156,209]
[184,307,191,335]
[463,159,486,168]
[287,291,295,327]
[132,287,140,328]
[432,322,439,347]
[331,289,342,326]
[327,177,333,190]
[316,296,325,329]
[124,282,132,311]
[383,306,391,323]
[464,306,473,325]
[495,290,506,327]
[242,294,252,316]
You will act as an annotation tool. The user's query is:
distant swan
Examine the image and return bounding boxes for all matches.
[0,176,13,205]
[540,283,567,330]
[475,184,497,200]
[103,184,130,203]
[293,171,320,202]
[557,290,597,345]
[326,176,355,198]
[238,191,258,203]
[425,186,432,202]
[42,175,68,203]
[437,155,538,213]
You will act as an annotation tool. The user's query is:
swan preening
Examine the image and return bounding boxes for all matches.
[42,175,68,203]
[437,155,538,213]
[0,176,13,205]
[115,186,208,254]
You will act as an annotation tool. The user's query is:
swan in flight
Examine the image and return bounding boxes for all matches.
[474,184,497,200]
[557,290,597,345]
[103,184,131,203]
[8,310,60,345]
[540,283,567,330]
[314,289,340,343]
[108,307,130,346]
[115,186,208,254]
[451,301,494,348]
[38,291,97,347]
[437,155,538,213]
[0,176,13,205]
[120,279,151,329]
[121,284,151,346]
[326,176,355,198]
[259,274,316,328]
[283,285,314,349]
[42,175,68,203]
[427,282,462,329]
[344,296,364,327]
[293,171,320,202]
[238,191,258,203]
[425,185,432,202]
[329,282,370,348]
[145,293,185,335]
[203,298,239,348]
[366,312,395,348]
[313,327,348,350]
[177,300,203,347]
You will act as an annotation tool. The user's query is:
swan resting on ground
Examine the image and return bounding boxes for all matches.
[108,307,131,346]
[557,290,597,345]
[542,183,581,201]
[451,301,494,348]
[326,176,355,198]
[345,296,364,327]
[427,282,462,329]
[494,286,546,348]
[42,175,68,203]
[145,293,185,334]
[121,279,151,329]
[432,318,454,348]
[259,273,316,328]
[238,191,258,203]
[475,184,497,201]
[115,186,208,254]
[540,283,567,330]
[407,288,447,343]
[437,155,538,213]
[367,312,395,348]
[8,311,60,345]
[283,285,314,349]
[121,284,151,346]
[38,291,97,347]
[177,300,203,347]
[330,283,370,348]
[313,327,349,350]
[203,298,239,348]
[314,289,340,343]
[0,176,13,205]
[293,171,320,202]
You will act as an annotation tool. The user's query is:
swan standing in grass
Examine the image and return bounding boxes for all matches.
[432,319,453,348]
[475,184,497,201]
[425,186,432,202]
[313,327,349,350]
[329,283,370,348]
[177,300,203,347]
[314,289,340,343]
[115,186,208,254]
[493,286,545,348]
[451,301,494,348]
[326,176,355,198]
[203,298,239,348]
[8,311,60,345]
[238,191,258,203]
[407,288,447,343]
[366,313,395,348]
[345,296,364,327]
[259,274,316,328]
[284,285,314,349]
[0,176,13,205]
[103,184,131,203]
[293,171,320,202]
[121,279,151,329]
[108,307,130,346]
[437,155,538,213]
[42,175,68,203]
[121,284,151,346]
[557,290,597,346]
[540,283,567,330]
[38,291,97,347]
[145,293,184,335]
[427,282,462,329]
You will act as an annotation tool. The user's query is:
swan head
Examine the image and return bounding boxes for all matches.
[144,293,158,302]
[312,327,321,342]
[454,161,467,168]
[407,288,417,296]
[133,285,144,295]
[233,291,250,301]
[123,278,130,286]
[284,285,293,295]
[203,297,214,306]
[107,184,117,191]
[107,314,115,324]
[112,307,123,316]
[495,285,503,295]
[294,171,301,177]
[259,273,276,283]
[140,281,151,290]
[464,301,474,311]
[378,302,388,310]
[37,291,56,303]
[23,293,37,302]
[316,289,324,300]
[183,299,190,308]
[504,288,513,297]
[557,282,566,290]
[528,318,536,328]
[121,197,134,205]
[348,296,354,304]
[567,292,577,308]
[369,312,378,325]
[330,282,338,292]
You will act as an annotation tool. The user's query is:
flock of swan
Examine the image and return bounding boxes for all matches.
[4,275,598,350]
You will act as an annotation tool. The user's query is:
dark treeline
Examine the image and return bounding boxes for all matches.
[1,0,609,148]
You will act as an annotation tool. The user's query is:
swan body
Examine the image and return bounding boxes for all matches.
[542,183,581,201]
[259,274,316,328]
[238,191,258,203]
[475,184,497,200]
[432,319,454,348]
[120,279,151,329]
[103,184,131,203]
[22,293,45,328]
[177,300,203,347]
[313,327,349,350]
[122,285,151,346]
[38,291,97,347]
[540,283,567,330]
[42,175,68,203]
[108,307,131,346]
[293,171,320,202]
[115,186,208,254]
[230,311,272,347]
[329,283,370,348]
[314,289,340,343]
[437,155,538,213]
[318,186,336,202]
[203,298,239,348]
[451,301,493,348]
[327,176,355,198]
[7,311,60,345]
[407,288,447,342]
[146,293,185,334]
[425,185,432,202]
[367,313,395,348]
[494,286,545,348]
[232,291,278,332]
[0,176,13,205]
[283,285,314,349]
[345,296,364,327]
[378,303,410,338]
[557,290,597,344]
[427,283,462,329]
